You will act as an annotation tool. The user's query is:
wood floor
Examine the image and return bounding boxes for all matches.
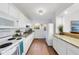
[26,39,58,55]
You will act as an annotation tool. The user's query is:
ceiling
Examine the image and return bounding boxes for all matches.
[13,3,73,24]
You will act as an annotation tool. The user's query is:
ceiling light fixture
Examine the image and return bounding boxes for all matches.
[36,8,46,15]
[64,11,68,14]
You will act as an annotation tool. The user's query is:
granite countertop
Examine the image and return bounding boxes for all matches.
[23,31,34,38]
[55,34,79,48]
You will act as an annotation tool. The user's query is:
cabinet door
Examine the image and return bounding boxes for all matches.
[53,37,59,53]
[23,33,34,54]
[2,45,18,55]
[9,4,19,18]
[53,37,67,55]
[67,43,79,55]
[0,3,8,14]
[0,17,14,26]
[34,29,46,38]
[67,50,75,55]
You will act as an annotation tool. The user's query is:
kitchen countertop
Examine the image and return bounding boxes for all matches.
[0,32,33,54]
[23,31,34,38]
[55,34,79,48]
[0,39,23,54]
[63,32,79,39]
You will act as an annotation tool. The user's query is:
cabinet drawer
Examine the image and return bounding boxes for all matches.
[67,50,75,55]
[53,37,67,55]
[67,43,79,55]
[2,45,18,55]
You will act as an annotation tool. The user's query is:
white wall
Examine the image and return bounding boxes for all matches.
[56,17,63,33]
[56,3,79,33]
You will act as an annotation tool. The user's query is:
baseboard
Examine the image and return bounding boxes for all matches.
[34,38,46,40]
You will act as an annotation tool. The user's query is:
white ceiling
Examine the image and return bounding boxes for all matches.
[13,3,73,24]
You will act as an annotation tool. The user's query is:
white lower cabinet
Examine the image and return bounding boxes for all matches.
[23,33,34,54]
[2,45,19,55]
[53,37,67,55]
[67,43,79,55]
[34,29,47,38]
[67,50,75,55]
[53,37,79,55]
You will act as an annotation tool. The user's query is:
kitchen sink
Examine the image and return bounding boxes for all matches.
[0,42,12,48]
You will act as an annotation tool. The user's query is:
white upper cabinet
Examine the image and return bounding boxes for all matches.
[9,4,19,19]
[0,3,30,28]
[0,3,9,14]
[19,11,30,23]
